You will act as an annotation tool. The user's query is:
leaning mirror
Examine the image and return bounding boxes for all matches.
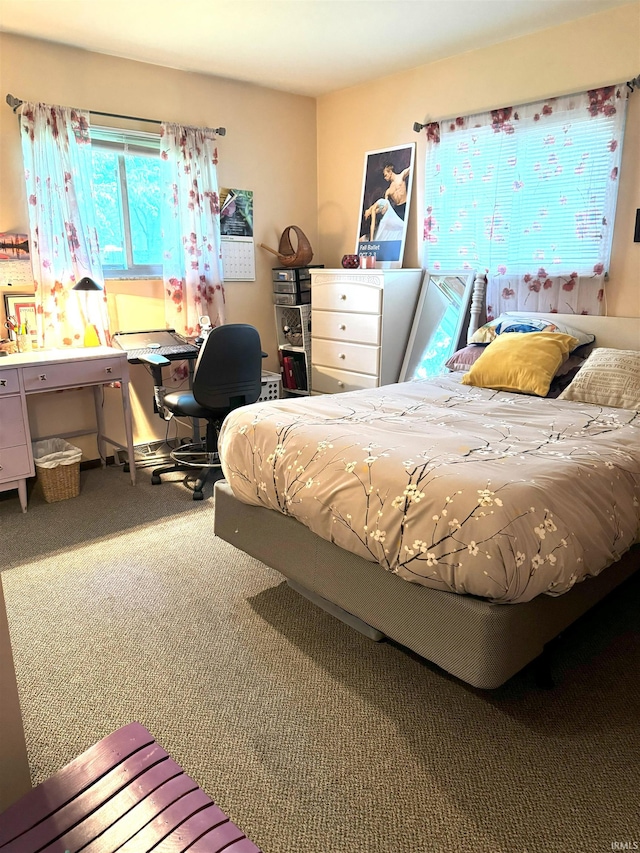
[399,270,476,381]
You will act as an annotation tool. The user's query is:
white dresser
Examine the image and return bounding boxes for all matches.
[310,268,422,394]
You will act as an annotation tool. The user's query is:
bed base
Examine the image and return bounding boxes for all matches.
[285,578,385,641]
[214,481,638,689]
[295,578,561,688]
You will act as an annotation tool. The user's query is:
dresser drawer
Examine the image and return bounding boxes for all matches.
[312,310,380,345]
[312,281,382,314]
[22,357,124,392]
[312,271,383,287]
[312,338,379,376]
[273,292,311,306]
[0,396,28,449]
[0,369,20,395]
[272,269,312,283]
[312,366,379,394]
[0,443,33,482]
[273,280,311,294]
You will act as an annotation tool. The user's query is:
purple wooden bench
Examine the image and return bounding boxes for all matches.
[0,722,261,853]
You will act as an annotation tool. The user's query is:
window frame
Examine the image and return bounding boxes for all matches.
[90,126,162,280]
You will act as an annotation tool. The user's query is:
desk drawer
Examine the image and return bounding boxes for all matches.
[0,443,33,481]
[0,369,20,395]
[22,357,124,392]
[0,396,28,449]
[311,338,379,376]
[311,310,380,345]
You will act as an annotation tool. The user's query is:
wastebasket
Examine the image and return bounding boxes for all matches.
[32,439,82,503]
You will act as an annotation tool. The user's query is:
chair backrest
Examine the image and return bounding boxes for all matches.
[192,323,264,412]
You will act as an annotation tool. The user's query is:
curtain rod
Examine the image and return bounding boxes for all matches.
[5,94,226,136]
[412,75,640,132]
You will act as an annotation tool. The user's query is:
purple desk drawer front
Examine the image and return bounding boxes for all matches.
[0,444,33,480]
[0,369,20,395]
[0,397,28,449]
[22,357,124,391]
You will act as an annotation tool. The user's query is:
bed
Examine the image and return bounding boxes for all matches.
[213,306,640,689]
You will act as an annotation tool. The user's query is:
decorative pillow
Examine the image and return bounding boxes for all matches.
[558,348,640,410]
[444,344,486,372]
[546,356,586,398]
[469,313,595,352]
[470,315,547,344]
[461,332,579,396]
[553,353,587,378]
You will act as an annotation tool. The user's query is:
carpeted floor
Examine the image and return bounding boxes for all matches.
[1,465,639,852]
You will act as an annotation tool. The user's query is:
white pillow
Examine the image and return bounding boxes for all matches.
[469,313,595,351]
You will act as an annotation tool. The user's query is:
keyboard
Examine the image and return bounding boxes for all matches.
[124,344,199,360]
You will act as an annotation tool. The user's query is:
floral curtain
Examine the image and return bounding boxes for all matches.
[20,102,109,348]
[160,123,225,336]
[422,86,628,318]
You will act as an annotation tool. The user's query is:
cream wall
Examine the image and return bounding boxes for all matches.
[317,2,640,317]
[0,32,318,454]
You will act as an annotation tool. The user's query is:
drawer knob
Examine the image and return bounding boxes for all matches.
[105,367,112,374]
[338,381,344,388]
[340,294,347,300]
[39,374,47,381]
[339,324,346,331]
[339,353,346,360]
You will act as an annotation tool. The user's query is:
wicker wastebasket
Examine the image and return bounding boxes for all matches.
[32,439,82,503]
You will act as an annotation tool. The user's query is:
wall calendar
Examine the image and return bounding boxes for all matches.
[0,260,33,289]
[222,237,255,281]
[0,233,32,289]
[220,188,255,281]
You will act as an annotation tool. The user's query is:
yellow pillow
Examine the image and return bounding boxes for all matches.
[461,332,579,396]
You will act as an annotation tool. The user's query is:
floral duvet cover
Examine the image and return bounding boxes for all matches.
[219,376,640,604]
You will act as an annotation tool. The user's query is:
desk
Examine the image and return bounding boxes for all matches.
[0,347,136,512]
[116,340,200,444]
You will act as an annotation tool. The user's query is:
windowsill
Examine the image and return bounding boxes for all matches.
[103,275,163,282]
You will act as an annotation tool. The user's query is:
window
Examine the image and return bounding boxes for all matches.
[90,127,162,278]
[422,88,627,279]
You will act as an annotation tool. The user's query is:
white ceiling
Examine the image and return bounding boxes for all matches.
[0,0,634,97]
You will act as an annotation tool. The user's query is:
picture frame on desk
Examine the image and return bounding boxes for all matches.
[4,292,36,341]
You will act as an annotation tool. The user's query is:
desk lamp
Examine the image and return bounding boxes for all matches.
[72,276,103,347]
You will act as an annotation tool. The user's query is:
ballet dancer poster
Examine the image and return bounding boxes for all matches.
[356,143,415,268]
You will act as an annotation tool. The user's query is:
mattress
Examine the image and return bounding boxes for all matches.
[219,376,640,604]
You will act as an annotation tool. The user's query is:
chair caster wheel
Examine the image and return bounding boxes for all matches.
[151,475,161,485]
[193,491,204,501]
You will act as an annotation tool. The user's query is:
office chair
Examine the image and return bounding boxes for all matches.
[151,323,264,500]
